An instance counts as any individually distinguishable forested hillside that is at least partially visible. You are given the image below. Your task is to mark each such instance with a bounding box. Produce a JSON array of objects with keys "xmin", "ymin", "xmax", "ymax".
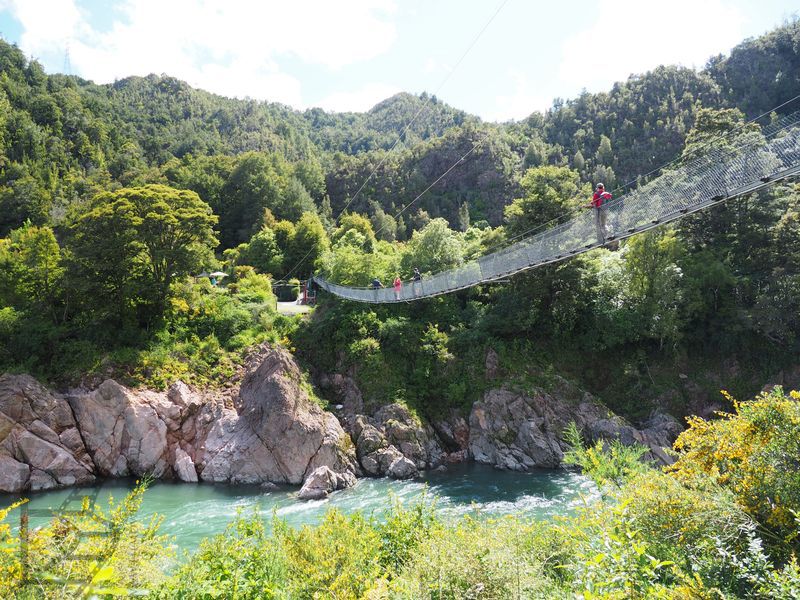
[
  {"xmin": 1, "ymin": 19, "xmax": 799, "ymax": 408},
  {"xmin": 1, "ymin": 19, "xmax": 798, "ymax": 238}
]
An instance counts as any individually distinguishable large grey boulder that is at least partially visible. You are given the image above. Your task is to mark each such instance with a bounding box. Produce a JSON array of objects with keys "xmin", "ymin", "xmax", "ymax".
[
  {"xmin": 173, "ymin": 447, "xmax": 198, "ymax": 483},
  {"xmin": 0, "ymin": 374, "xmax": 95, "ymax": 493},
  {"xmin": 0, "ymin": 454, "xmax": 30, "ymax": 493},
  {"xmin": 469, "ymin": 387, "xmax": 604, "ymax": 470},
  {"xmin": 352, "ymin": 416, "xmax": 389, "ymax": 476},
  {"xmin": 374, "ymin": 403, "xmax": 445, "ymax": 469},
  {"xmin": 349, "ymin": 403, "xmax": 443, "ymax": 478},
  {"xmin": 298, "ymin": 465, "xmax": 356, "ymax": 500},
  {"xmin": 382, "ymin": 448, "xmax": 417, "ymax": 479},
  {"xmin": 195, "ymin": 346, "xmax": 358, "ymax": 487},
  {"xmin": 68, "ymin": 380, "xmax": 170, "ymax": 477}
]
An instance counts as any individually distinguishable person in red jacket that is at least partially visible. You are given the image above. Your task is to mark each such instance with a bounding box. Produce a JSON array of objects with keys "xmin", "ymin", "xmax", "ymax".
[
  {"xmin": 393, "ymin": 276, "xmax": 402, "ymax": 300},
  {"xmin": 587, "ymin": 183, "xmax": 613, "ymax": 244}
]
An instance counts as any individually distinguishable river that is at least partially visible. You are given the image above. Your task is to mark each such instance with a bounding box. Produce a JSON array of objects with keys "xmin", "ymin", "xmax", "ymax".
[{"xmin": 1, "ymin": 464, "xmax": 596, "ymax": 554}]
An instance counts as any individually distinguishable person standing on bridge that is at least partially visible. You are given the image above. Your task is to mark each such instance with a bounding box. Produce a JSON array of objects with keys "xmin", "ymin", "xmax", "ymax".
[
  {"xmin": 372, "ymin": 277, "xmax": 383, "ymax": 301},
  {"xmin": 412, "ymin": 267, "xmax": 421, "ymax": 297},
  {"xmin": 393, "ymin": 276, "xmax": 403, "ymax": 300},
  {"xmin": 587, "ymin": 183, "xmax": 613, "ymax": 245}
]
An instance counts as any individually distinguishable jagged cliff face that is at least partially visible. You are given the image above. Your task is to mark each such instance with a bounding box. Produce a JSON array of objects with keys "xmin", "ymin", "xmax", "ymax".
[
  {"xmin": 0, "ymin": 346, "xmax": 357, "ymax": 494},
  {"xmin": 468, "ymin": 387, "xmax": 683, "ymax": 469},
  {"xmin": 0, "ymin": 347, "xmax": 684, "ymax": 496},
  {"xmin": 0, "ymin": 375, "xmax": 95, "ymax": 492}
]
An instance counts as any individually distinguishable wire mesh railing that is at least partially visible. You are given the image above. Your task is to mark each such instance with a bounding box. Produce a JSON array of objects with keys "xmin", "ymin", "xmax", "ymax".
[{"xmin": 314, "ymin": 112, "xmax": 800, "ymax": 303}]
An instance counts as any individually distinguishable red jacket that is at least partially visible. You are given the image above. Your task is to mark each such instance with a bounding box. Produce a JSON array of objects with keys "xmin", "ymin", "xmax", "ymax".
[{"xmin": 591, "ymin": 190, "xmax": 613, "ymax": 208}]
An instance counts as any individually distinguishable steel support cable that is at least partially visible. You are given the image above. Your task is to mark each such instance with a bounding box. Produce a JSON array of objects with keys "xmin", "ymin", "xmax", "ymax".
[
  {"xmin": 372, "ymin": 132, "xmax": 489, "ymax": 240},
  {"xmin": 607, "ymin": 92, "xmax": 800, "ymax": 196},
  {"xmin": 279, "ymin": 0, "xmax": 509, "ymax": 282},
  {"xmin": 314, "ymin": 110, "xmax": 800, "ymax": 303},
  {"xmin": 477, "ymin": 94, "xmax": 800, "ymax": 261}
]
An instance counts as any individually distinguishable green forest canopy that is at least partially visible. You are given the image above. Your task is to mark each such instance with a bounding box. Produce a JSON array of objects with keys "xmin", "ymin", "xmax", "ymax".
[{"xmin": 1, "ymin": 19, "xmax": 800, "ymax": 393}]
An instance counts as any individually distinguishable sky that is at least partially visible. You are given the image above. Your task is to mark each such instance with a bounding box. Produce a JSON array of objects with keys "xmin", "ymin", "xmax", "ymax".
[{"xmin": 0, "ymin": 0, "xmax": 796, "ymax": 122}]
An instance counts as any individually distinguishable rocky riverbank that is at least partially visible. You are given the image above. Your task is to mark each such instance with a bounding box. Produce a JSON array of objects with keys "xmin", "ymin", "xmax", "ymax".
[
  {"xmin": 323, "ymin": 370, "xmax": 683, "ymax": 479},
  {"xmin": 0, "ymin": 345, "xmax": 683, "ymax": 497},
  {"xmin": 0, "ymin": 347, "xmax": 357, "ymax": 495}
]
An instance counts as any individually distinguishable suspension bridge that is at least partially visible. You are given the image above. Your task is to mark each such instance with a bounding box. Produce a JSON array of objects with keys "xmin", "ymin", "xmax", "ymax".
[{"xmin": 312, "ymin": 110, "xmax": 800, "ymax": 304}]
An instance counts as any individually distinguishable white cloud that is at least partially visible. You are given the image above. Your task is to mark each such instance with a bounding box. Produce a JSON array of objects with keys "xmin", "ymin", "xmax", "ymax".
[
  {"xmin": 488, "ymin": 69, "xmax": 552, "ymax": 122},
  {"xmin": 6, "ymin": 0, "xmax": 83, "ymax": 51},
  {"xmin": 559, "ymin": 0, "xmax": 745, "ymax": 91},
  {"xmin": 315, "ymin": 83, "xmax": 402, "ymax": 113},
  {"xmin": 423, "ymin": 57, "xmax": 451, "ymax": 75},
  {"xmin": 6, "ymin": 0, "xmax": 398, "ymax": 108}
]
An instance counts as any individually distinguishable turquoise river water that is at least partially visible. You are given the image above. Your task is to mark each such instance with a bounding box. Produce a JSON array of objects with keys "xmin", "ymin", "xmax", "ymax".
[{"xmin": 1, "ymin": 464, "xmax": 596, "ymax": 555}]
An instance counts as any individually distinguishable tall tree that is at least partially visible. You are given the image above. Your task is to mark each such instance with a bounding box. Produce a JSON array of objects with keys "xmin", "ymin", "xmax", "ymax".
[
  {"xmin": 504, "ymin": 166, "xmax": 585, "ymax": 238},
  {"xmin": 240, "ymin": 227, "xmax": 283, "ymax": 275},
  {"xmin": 68, "ymin": 184, "xmax": 217, "ymax": 323},
  {"xmin": 0, "ymin": 222, "xmax": 63, "ymax": 321},
  {"xmin": 401, "ymin": 218, "xmax": 464, "ymax": 274},
  {"xmin": 285, "ymin": 212, "xmax": 330, "ymax": 279},
  {"xmin": 217, "ymin": 152, "xmax": 289, "ymax": 247}
]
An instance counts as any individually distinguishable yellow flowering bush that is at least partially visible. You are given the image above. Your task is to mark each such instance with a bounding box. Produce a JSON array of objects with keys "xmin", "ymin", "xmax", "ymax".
[
  {"xmin": 275, "ymin": 510, "xmax": 385, "ymax": 599},
  {"xmin": 0, "ymin": 499, "xmax": 27, "ymax": 595},
  {"xmin": 391, "ymin": 515, "xmax": 569, "ymax": 599},
  {"xmin": 620, "ymin": 471, "xmax": 751, "ymax": 558},
  {"xmin": 0, "ymin": 483, "xmax": 170, "ymax": 599},
  {"xmin": 669, "ymin": 387, "xmax": 800, "ymax": 544}
]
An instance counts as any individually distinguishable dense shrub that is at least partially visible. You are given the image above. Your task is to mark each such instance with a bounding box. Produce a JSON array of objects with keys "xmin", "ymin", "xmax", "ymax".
[
  {"xmin": 670, "ymin": 388, "xmax": 800, "ymax": 553},
  {"xmin": 0, "ymin": 483, "xmax": 170, "ymax": 599},
  {"xmin": 390, "ymin": 516, "xmax": 570, "ymax": 599},
  {"xmin": 154, "ymin": 514, "xmax": 288, "ymax": 599}
]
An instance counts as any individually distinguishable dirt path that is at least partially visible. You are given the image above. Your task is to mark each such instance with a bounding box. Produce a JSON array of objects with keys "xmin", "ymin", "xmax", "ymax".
[{"xmin": 277, "ymin": 300, "xmax": 312, "ymax": 316}]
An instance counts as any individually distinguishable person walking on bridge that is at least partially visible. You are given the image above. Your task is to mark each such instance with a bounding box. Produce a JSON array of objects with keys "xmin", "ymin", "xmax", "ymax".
[
  {"xmin": 393, "ymin": 276, "xmax": 402, "ymax": 300},
  {"xmin": 412, "ymin": 267, "xmax": 421, "ymax": 297},
  {"xmin": 587, "ymin": 183, "xmax": 613, "ymax": 245}
]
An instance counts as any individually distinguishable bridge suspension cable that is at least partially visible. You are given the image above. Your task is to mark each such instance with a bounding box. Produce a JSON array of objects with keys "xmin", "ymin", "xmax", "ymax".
[
  {"xmin": 314, "ymin": 109, "xmax": 800, "ymax": 303},
  {"xmin": 478, "ymin": 92, "xmax": 800, "ymax": 260},
  {"xmin": 280, "ymin": 0, "xmax": 509, "ymax": 282}
]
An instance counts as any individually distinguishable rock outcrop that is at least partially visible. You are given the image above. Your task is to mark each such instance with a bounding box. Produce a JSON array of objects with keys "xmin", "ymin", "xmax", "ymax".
[
  {"xmin": 432, "ymin": 411, "xmax": 471, "ymax": 463},
  {"xmin": 197, "ymin": 348, "xmax": 357, "ymax": 485},
  {"xmin": 469, "ymin": 387, "xmax": 603, "ymax": 470},
  {"xmin": 68, "ymin": 380, "xmax": 173, "ymax": 478},
  {"xmin": 469, "ymin": 381, "xmax": 682, "ymax": 471},
  {"xmin": 1, "ymin": 349, "xmax": 689, "ymax": 494},
  {"xmin": 0, "ymin": 375, "xmax": 95, "ymax": 492},
  {"xmin": 0, "ymin": 346, "xmax": 358, "ymax": 494},
  {"xmin": 298, "ymin": 465, "xmax": 356, "ymax": 500},
  {"xmin": 586, "ymin": 412, "xmax": 683, "ymax": 465},
  {"xmin": 373, "ymin": 404, "xmax": 445, "ymax": 470},
  {"xmin": 349, "ymin": 403, "xmax": 446, "ymax": 479}
]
